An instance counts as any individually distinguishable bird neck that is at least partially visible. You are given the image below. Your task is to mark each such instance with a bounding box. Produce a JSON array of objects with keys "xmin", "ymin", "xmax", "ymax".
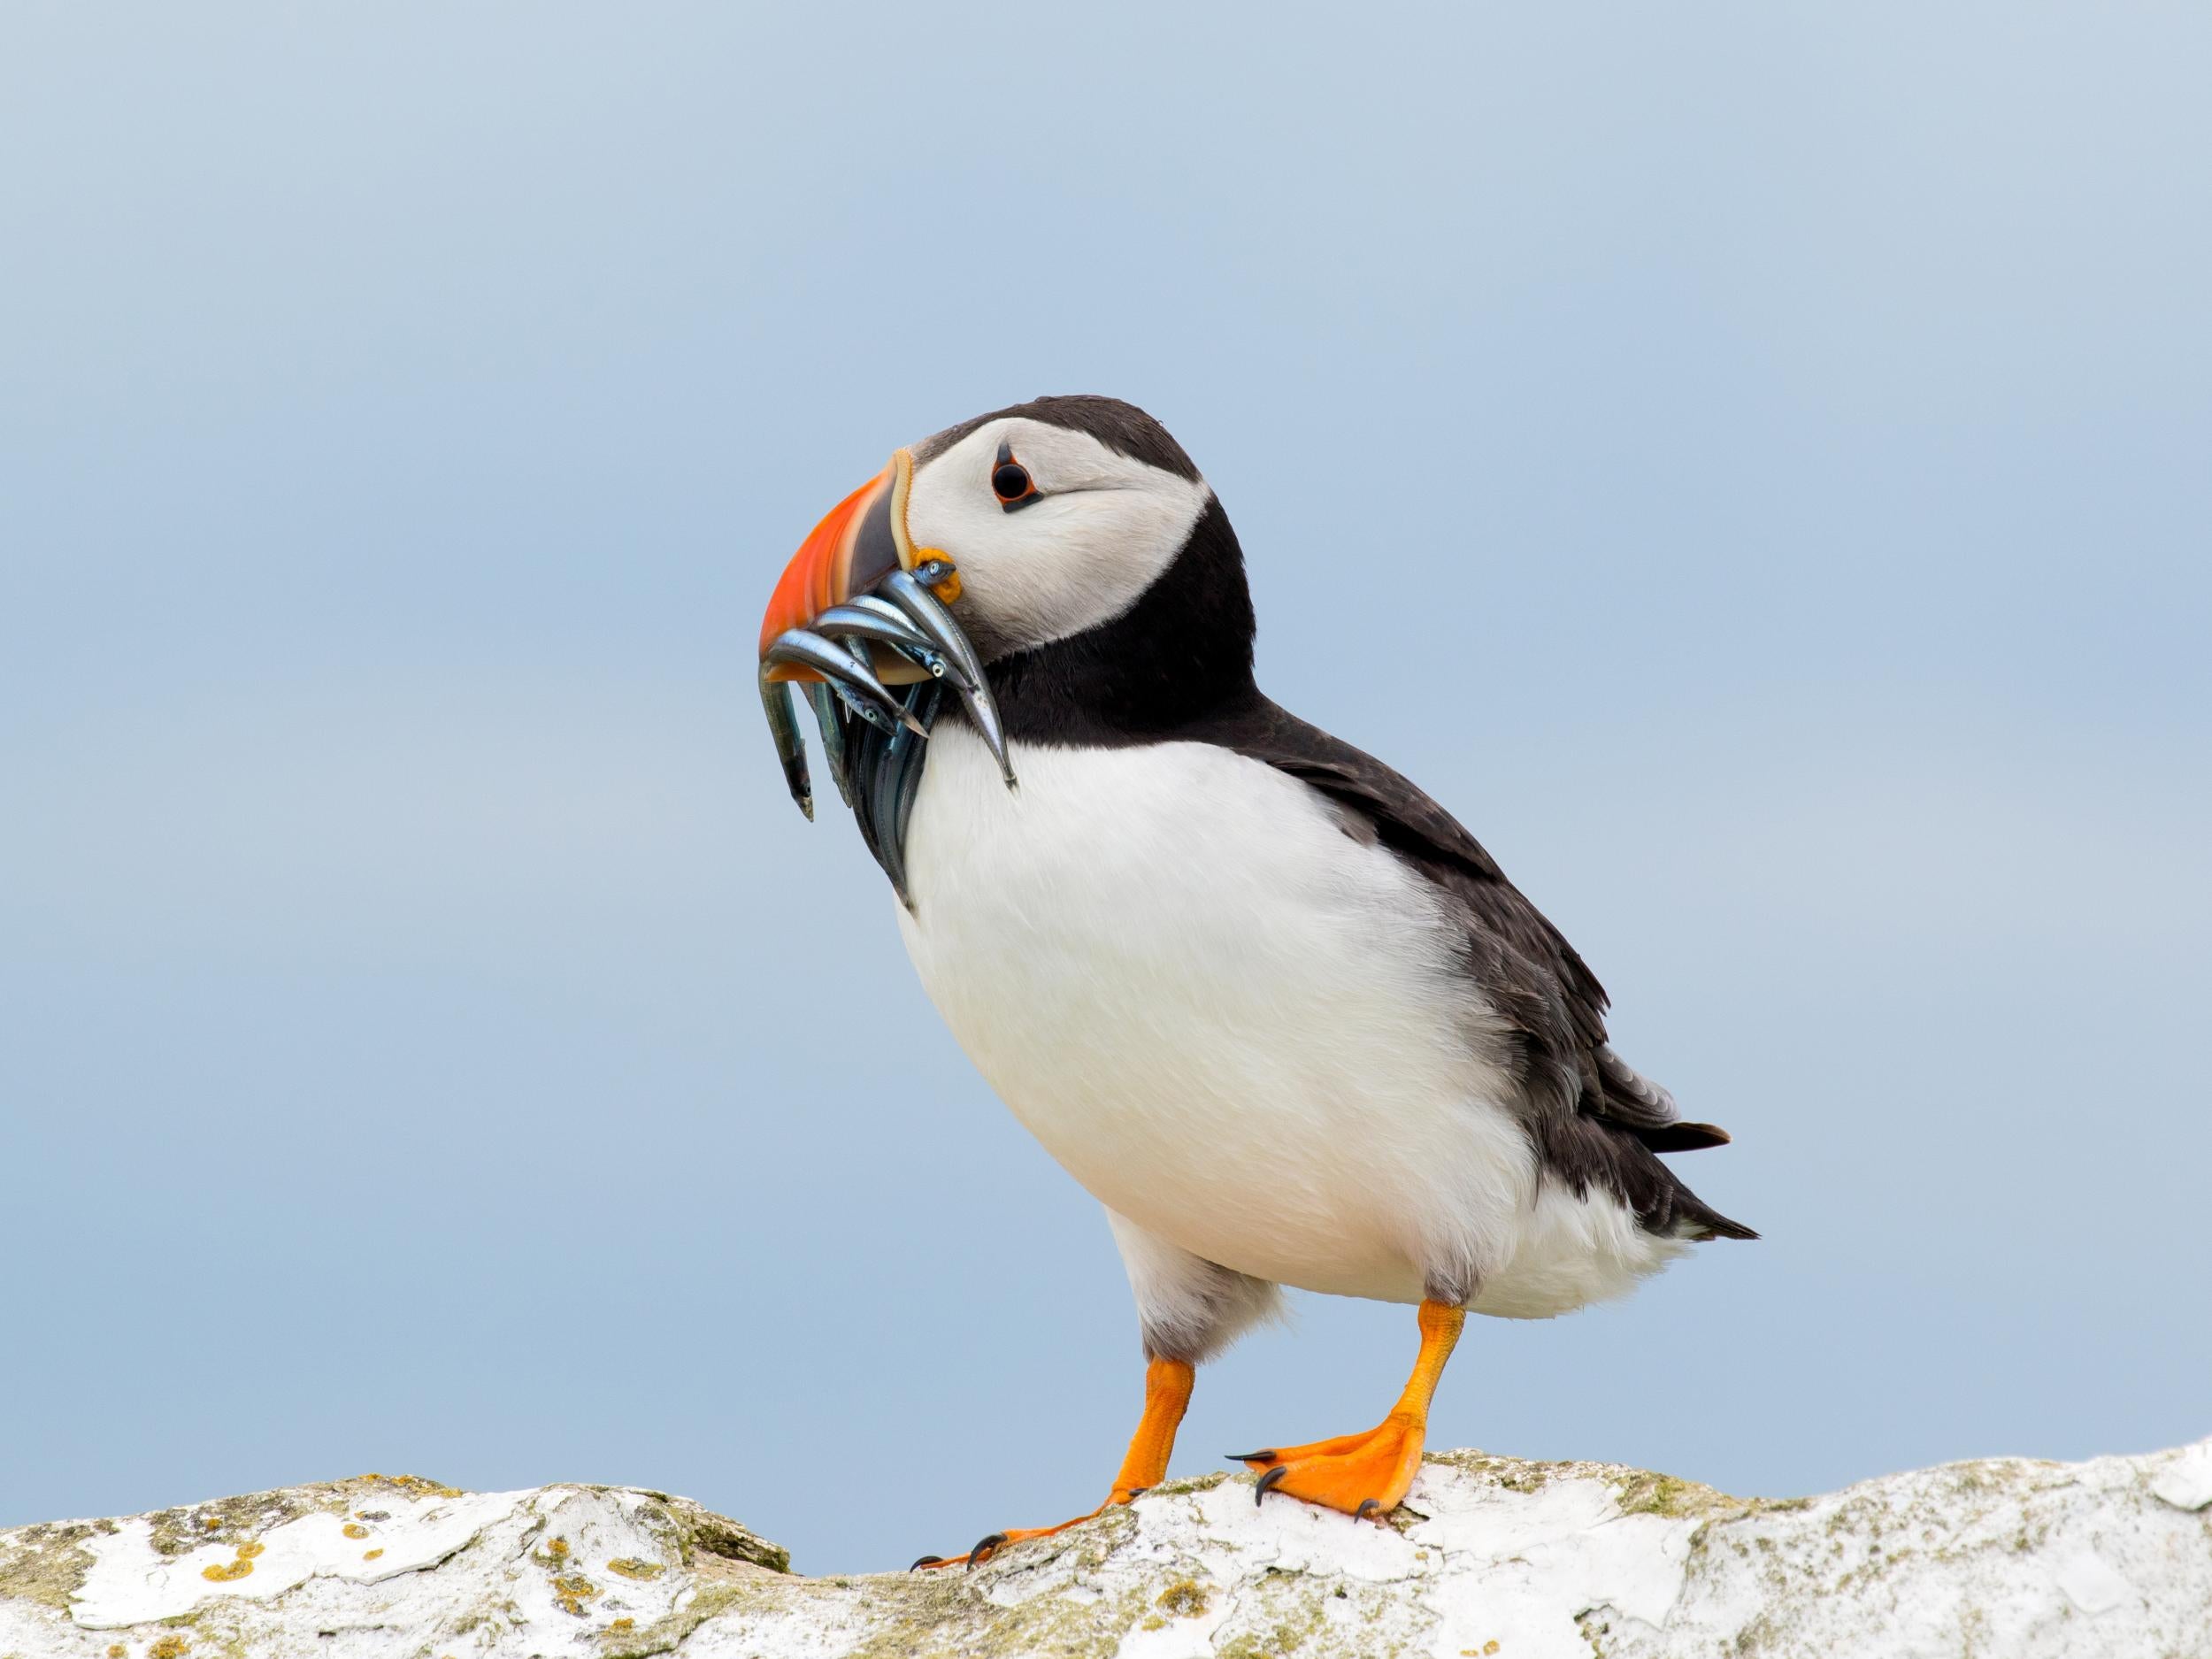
[{"xmin": 976, "ymin": 496, "xmax": 1262, "ymax": 747}]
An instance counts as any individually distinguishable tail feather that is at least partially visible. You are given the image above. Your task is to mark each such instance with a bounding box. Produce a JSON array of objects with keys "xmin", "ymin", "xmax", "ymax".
[
  {"xmin": 1532, "ymin": 1111, "xmax": 1759, "ymax": 1244},
  {"xmin": 1628, "ymin": 1119, "xmax": 1732, "ymax": 1153},
  {"xmin": 1672, "ymin": 1196, "xmax": 1760, "ymax": 1242}
]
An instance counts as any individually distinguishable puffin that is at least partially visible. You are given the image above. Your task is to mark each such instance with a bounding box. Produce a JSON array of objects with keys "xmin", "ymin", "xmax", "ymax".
[{"xmin": 754, "ymin": 395, "xmax": 1754, "ymax": 1568}]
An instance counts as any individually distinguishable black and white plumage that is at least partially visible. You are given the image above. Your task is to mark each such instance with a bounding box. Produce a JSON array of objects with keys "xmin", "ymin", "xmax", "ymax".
[{"xmin": 762, "ymin": 394, "xmax": 1751, "ymax": 1457}]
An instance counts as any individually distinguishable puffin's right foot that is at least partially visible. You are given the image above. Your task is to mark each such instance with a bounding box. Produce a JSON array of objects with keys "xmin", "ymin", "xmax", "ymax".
[
  {"xmin": 908, "ymin": 1356, "xmax": 1194, "ymax": 1571},
  {"xmin": 910, "ymin": 1509, "xmax": 1121, "ymax": 1572}
]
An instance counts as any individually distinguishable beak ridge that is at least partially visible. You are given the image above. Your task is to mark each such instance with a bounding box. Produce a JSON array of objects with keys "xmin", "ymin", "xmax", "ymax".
[
  {"xmin": 757, "ymin": 449, "xmax": 1015, "ymax": 824},
  {"xmin": 759, "ymin": 450, "xmax": 921, "ymax": 665}
]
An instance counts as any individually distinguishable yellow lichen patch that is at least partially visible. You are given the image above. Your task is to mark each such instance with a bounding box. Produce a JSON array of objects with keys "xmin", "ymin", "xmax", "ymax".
[
  {"xmin": 342, "ymin": 1523, "xmax": 370, "ymax": 1540},
  {"xmin": 1156, "ymin": 1578, "xmax": 1210, "ymax": 1618},
  {"xmin": 546, "ymin": 1536, "xmax": 571, "ymax": 1560},
  {"xmin": 609, "ymin": 1617, "xmax": 635, "ymax": 1632},
  {"xmin": 604, "ymin": 1556, "xmax": 665, "ymax": 1581},
  {"xmin": 553, "ymin": 1568, "xmax": 601, "ymax": 1617},
  {"xmin": 200, "ymin": 1558, "xmax": 254, "ymax": 1582},
  {"xmin": 106, "ymin": 1646, "xmax": 126, "ymax": 1658},
  {"xmin": 363, "ymin": 1548, "xmax": 384, "ymax": 1561},
  {"xmin": 200, "ymin": 1516, "xmax": 221, "ymax": 1532},
  {"xmin": 347, "ymin": 1472, "xmax": 465, "ymax": 1502},
  {"xmin": 234, "ymin": 1540, "xmax": 265, "ymax": 1559},
  {"xmin": 150, "ymin": 1639, "xmax": 190, "ymax": 1659}
]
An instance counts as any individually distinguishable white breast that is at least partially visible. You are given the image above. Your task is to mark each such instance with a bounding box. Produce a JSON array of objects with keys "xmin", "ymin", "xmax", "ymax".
[{"xmin": 894, "ymin": 723, "xmax": 1684, "ymax": 1313}]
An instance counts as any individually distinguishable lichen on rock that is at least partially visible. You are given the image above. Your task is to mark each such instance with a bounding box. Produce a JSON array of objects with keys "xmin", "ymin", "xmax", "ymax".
[{"xmin": 2, "ymin": 1439, "xmax": 2207, "ymax": 1656}]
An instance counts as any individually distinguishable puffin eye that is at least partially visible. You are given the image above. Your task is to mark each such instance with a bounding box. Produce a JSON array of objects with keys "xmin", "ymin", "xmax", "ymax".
[{"xmin": 991, "ymin": 442, "xmax": 1039, "ymax": 511}]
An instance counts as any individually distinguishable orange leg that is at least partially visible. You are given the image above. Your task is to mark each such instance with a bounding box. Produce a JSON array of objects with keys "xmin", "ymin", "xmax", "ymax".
[
  {"xmin": 912, "ymin": 1356, "xmax": 1194, "ymax": 1571},
  {"xmin": 1233, "ymin": 1299, "xmax": 1464, "ymax": 1521}
]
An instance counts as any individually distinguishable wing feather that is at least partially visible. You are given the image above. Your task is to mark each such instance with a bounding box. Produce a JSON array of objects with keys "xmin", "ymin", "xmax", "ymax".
[{"xmin": 1186, "ymin": 695, "xmax": 1754, "ymax": 1240}]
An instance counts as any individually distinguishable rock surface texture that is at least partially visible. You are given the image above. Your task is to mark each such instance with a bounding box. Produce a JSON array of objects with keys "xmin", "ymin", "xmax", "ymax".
[{"xmin": 4, "ymin": 1441, "xmax": 2208, "ymax": 1658}]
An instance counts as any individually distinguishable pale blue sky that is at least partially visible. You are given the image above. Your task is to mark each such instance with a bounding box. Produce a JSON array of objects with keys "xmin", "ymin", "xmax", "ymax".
[{"xmin": 3, "ymin": 4, "xmax": 2207, "ymax": 1573}]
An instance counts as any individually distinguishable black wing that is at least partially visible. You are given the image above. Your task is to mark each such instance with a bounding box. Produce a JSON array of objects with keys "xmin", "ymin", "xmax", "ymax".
[{"xmin": 1189, "ymin": 695, "xmax": 1755, "ymax": 1241}]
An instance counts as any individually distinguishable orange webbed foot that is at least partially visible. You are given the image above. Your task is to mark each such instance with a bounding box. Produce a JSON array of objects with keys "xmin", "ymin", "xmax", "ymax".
[
  {"xmin": 1233, "ymin": 1299, "xmax": 1465, "ymax": 1523},
  {"xmin": 909, "ymin": 1488, "xmax": 1149, "ymax": 1571},
  {"xmin": 909, "ymin": 1356, "xmax": 1193, "ymax": 1571},
  {"xmin": 1235, "ymin": 1417, "xmax": 1426, "ymax": 1518}
]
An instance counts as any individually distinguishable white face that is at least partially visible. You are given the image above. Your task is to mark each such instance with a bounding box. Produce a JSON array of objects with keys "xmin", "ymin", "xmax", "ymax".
[{"xmin": 903, "ymin": 417, "xmax": 1214, "ymax": 662}]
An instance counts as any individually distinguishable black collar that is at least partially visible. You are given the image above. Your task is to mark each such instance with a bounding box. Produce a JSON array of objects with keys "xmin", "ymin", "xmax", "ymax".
[{"xmin": 965, "ymin": 495, "xmax": 1260, "ymax": 748}]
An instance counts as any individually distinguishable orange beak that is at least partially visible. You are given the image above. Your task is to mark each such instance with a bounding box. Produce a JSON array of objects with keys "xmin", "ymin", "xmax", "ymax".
[
  {"xmin": 756, "ymin": 444, "xmax": 1008, "ymax": 833},
  {"xmin": 761, "ymin": 448, "xmax": 947, "ymax": 680}
]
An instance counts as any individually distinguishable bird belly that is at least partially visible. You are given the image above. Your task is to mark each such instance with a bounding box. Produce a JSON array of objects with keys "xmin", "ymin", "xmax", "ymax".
[{"xmin": 895, "ymin": 725, "xmax": 1549, "ymax": 1306}]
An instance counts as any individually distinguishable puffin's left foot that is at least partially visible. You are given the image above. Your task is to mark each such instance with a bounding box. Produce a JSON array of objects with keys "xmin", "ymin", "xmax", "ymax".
[
  {"xmin": 1235, "ymin": 1299, "xmax": 1464, "ymax": 1521},
  {"xmin": 910, "ymin": 1356, "xmax": 1192, "ymax": 1571},
  {"xmin": 1237, "ymin": 1415, "xmax": 1428, "ymax": 1517}
]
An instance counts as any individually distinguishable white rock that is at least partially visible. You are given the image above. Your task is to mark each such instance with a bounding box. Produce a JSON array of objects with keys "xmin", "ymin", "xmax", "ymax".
[
  {"xmin": 3, "ymin": 1443, "xmax": 2208, "ymax": 1657},
  {"xmin": 2153, "ymin": 1438, "xmax": 2212, "ymax": 1512}
]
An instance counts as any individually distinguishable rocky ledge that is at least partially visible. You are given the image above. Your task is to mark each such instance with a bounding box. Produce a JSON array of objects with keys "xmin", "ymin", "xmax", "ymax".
[{"xmin": 3, "ymin": 1440, "xmax": 2208, "ymax": 1659}]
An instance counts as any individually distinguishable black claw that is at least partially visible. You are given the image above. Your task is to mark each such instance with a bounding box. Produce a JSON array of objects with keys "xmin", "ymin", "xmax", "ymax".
[
  {"xmin": 964, "ymin": 1532, "xmax": 1009, "ymax": 1570},
  {"xmin": 1356, "ymin": 1498, "xmax": 1386, "ymax": 1523},
  {"xmin": 1125, "ymin": 1486, "xmax": 1148, "ymax": 1501},
  {"xmin": 1226, "ymin": 1449, "xmax": 1278, "ymax": 1463},
  {"xmin": 909, "ymin": 1555, "xmax": 945, "ymax": 1571},
  {"xmin": 1254, "ymin": 1465, "xmax": 1289, "ymax": 1507}
]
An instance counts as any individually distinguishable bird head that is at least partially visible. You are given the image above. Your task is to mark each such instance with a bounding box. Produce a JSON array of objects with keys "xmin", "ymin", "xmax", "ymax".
[
  {"xmin": 756, "ymin": 396, "xmax": 1254, "ymax": 827},
  {"xmin": 759, "ymin": 395, "xmax": 1217, "ymax": 672}
]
